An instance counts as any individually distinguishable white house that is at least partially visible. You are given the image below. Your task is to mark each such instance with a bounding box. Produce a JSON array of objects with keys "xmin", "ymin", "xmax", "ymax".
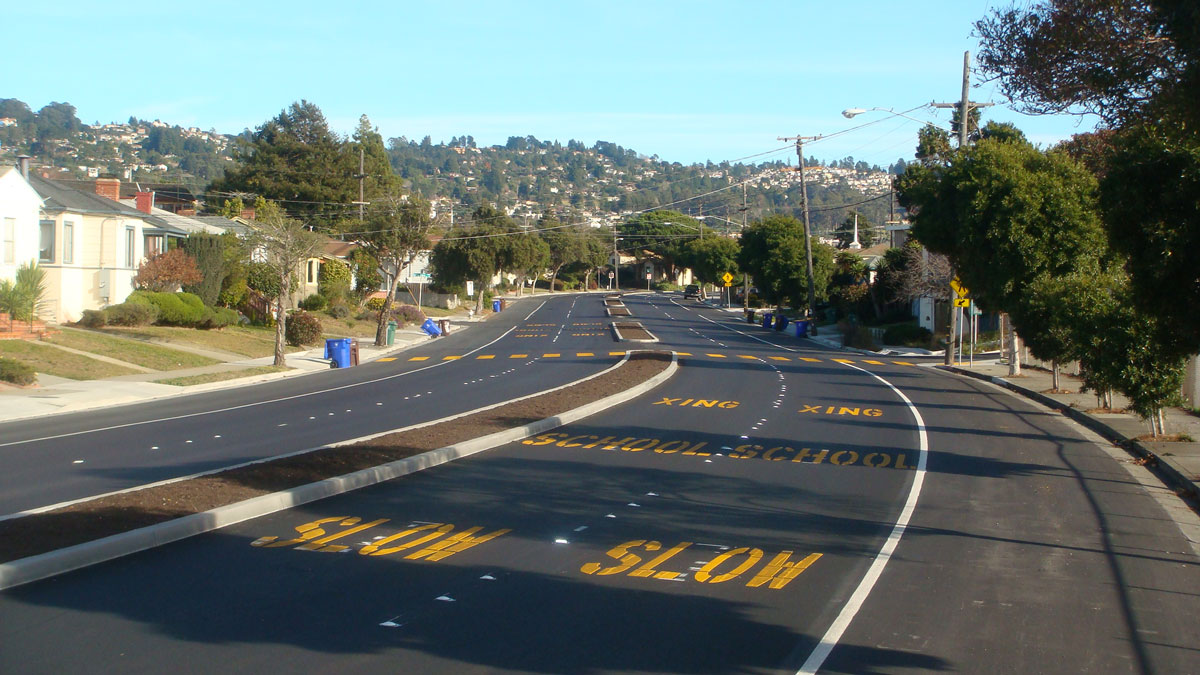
[{"xmin": 0, "ymin": 164, "xmax": 42, "ymax": 284}]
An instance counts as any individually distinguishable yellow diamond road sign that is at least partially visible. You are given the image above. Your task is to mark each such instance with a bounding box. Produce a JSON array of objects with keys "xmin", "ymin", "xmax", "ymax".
[
  {"xmin": 722, "ymin": 272, "xmax": 734, "ymax": 285},
  {"xmin": 950, "ymin": 276, "xmax": 969, "ymax": 297}
]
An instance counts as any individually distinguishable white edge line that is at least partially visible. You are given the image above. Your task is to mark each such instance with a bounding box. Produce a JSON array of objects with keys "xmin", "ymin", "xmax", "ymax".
[
  {"xmin": 0, "ymin": 352, "xmax": 678, "ymax": 591},
  {"xmin": 524, "ymin": 300, "xmax": 546, "ymax": 321},
  {"xmin": 796, "ymin": 361, "xmax": 929, "ymax": 675},
  {"xmin": 0, "ymin": 326, "xmax": 519, "ymax": 449}
]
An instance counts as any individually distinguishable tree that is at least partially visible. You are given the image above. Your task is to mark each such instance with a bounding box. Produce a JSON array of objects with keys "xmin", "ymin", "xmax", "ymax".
[
  {"xmin": 681, "ymin": 236, "xmax": 739, "ymax": 286},
  {"xmin": 179, "ymin": 234, "xmax": 228, "ymax": 305},
  {"xmin": 430, "ymin": 206, "xmax": 514, "ymax": 313},
  {"xmin": 246, "ymin": 198, "xmax": 325, "ymax": 366},
  {"xmin": 737, "ymin": 214, "xmax": 834, "ymax": 311},
  {"xmin": 358, "ymin": 192, "xmax": 434, "ymax": 346},
  {"xmin": 540, "ymin": 217, "xmax": 590, "ymax": 292},
  {"xmin": 347, "ymin": 114, "xmax": 402, "ymax": 210},
  {"xmin": 619, "ymin": 211, "xmax": 703, "ymax": 277},
  {"xmin": 134, "ymin": 249, "xmax": 204, "ymax": 293},
  {"xmin": 506, "ymin": 231, "xmax": 550, "ymax": 294},
  {"xmin": 208, "ymin": 101, "xmax": 356, "ymax": 231}
]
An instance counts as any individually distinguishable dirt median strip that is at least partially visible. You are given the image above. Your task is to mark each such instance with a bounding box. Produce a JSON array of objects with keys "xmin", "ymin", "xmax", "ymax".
[{"xmin": 0, "ymin": 351, "xmax": 672, "ymax": 565}]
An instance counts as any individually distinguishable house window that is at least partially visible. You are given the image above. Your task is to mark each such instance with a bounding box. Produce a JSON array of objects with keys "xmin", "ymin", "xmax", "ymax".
[
  {"xmin": 145, "ymin": 234, "xmax": 165, "ymax": 258},
  {"xmin": 3, "ymin": 218, "xmax": 13, "ymax": 264},
  {"xmin": 63, "ymin": 222, "xmax": 74, "ymax": 264},
  {"xmin": 307, "ymin": 260, "xmax": 317, "ymax": 284},
  {"xmin": 125, "ymin": 226, "xmax": 135, "ymax": 268},
  {"xmin": 39, "ymin": 220, "xmax": 55, "ymax": 263}
]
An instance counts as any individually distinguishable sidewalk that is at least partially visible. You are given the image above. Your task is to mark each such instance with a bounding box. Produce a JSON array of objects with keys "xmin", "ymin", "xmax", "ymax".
[
  {"xmin": 944, "ymin": 361, "xmax": 1200, "ymax": 503},
  {"xmin": 0, "ymin": 322, "xmax": 464, "ymax": 424}
]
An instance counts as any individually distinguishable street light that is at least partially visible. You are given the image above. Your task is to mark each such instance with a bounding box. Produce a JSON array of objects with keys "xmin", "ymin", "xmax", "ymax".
[{"xmin": 841, "ymin": 106, "xmax": 939, "ymax": 127}]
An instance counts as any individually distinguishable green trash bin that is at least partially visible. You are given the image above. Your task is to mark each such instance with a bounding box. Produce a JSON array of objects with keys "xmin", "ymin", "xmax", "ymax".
[{"xmin": 386, "ymin": 320, "xmax": 397, "ymax": 346}]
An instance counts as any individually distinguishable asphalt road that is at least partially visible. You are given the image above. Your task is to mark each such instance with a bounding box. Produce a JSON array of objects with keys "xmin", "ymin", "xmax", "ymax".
[{"xmin": 2, "ymin": 292, "xmax": 1199, "ymax": 673}]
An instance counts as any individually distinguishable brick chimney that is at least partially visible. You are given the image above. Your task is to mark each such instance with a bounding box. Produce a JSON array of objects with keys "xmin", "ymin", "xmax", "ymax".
[
  {"xmin": 135, "ymin": 191, "xmax": 155, "ymax": 214},
  {"xmin": 95, "ymin": 178, "xmax": 121, "ymax": 201}
]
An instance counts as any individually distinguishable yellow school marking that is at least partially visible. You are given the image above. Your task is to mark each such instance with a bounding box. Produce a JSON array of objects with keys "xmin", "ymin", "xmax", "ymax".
[
  {"xmin": 543, "ymin": 353, "xmax": 561, "ymax": 358},
  {"xmin": 891, "ymin": 360, "xmax": 915, "ymax": 366},
  {"xmin": 377, "ymin": 357, "xmax": 397, "ymax": 362},
  {"xmin": 510, "ymin": 353, "xmax": 529, "ymax": 359},
  {"xmin": 799, "ymin": 357, "xmax": 821, "ymax": 362},
  {"xmin": 832, "ymin": 358, "xmax": 855, "ymax": 364},
  {"xmin": 863, "ymin": 360, "xmax": 885, "ymax": 365},
  {"xmin": 706, "ymin": 353, "xmax": 727, "ymax": 358},
  {"xmin": 476, "ymin": 354, "xmax": 495, "ymax": 360},
  {"xmin": 737, "ymin": 355, "xmax": 760, "ymax": 360},
  {"xmin": 768, "ymin": 356, "xmax": 790, "ymax": 361},
  {"xmin": 577, "ymin": 352, "xmax": 595, "ymax": 357},
  {"xmin": 408, "ymin": 356, "xmax": 430, "ymax": 361},
  {"xmin": 443, "ymin": 355, "xmax": 462, "ymax": 360}
]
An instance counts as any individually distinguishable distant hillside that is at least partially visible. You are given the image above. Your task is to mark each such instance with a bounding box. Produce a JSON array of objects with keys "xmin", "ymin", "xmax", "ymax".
[{"xmin": 0, "ymin": 98, "xmax": 905, "ymax": 235}]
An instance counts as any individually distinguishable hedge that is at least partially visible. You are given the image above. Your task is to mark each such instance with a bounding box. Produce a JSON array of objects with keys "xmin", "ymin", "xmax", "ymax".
[{"xmin": 0, "ymin": 357, "xmax": 36, "ymax": 386}]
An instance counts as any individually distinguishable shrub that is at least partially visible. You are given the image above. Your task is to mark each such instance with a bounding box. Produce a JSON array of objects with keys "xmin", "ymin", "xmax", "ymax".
[
  {"xmin": 364, "ymin": 297, "xmax": 387, "ymax": 313},
  {"xmin": 0, "ymin": 357, "xmax": 36, "ymax": 386},
  {"xmin": 840, "ymin": 323, "xmax": 879, "ymax": 350},
  {"xmin": 134, "ymin": 249, "xmax": 204, "ymax": 292},
  {"xmin": 318, "ymin": 259, "xmax": 352, "ymax": 300},
  {"xmin": 78, "ymin": 309, "xmax": 108, "ymax": 328},
  {"xmin": 245, "ymin": 261, "xmax": 281, "ymax": 299},
  {"xmin": 299, "ymin": 293, "xmax": 328, "ymax": 311},
  {"xmin": 219, "ymin": 277, "xmax": 249, "ymax": 308},
  {"xmin": 285, "ymin": 310, "xmax": 324, "ymax": 346},
  {"xmin": 105, "ymin": 301, "xmax": 159, "ymax": 327},
  {"xmin": 327, "ymin": 304, "xmax": 350, "ymax": 319},
  {"xmin": 198, "ymin": 306, "xmax": 239, "ymax": 329},
  {"xmin": 128, "ymin": 290, "xmax": 205, "ymax": 326},
  {"xmin": 882, "ymin": 322, "xmax": 932, "ymax": 347},
  {"xmin": 394, "ymin": 304, "xmax": 425, "ymax": 325}
]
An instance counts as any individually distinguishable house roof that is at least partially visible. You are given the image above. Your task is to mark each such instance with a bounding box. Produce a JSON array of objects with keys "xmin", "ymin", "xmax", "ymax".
[
  {"xmin": 118, "ymin": 182, "xmax": 199, "ymax": 204},
  {"xmin": 30, "ymin": 175, "xmax": 152, "ymax": 220},
  {"xmin": 323, "ymin": 240, "xmax": 358, "ymax": 258},
  {"xmin": 118, "ymin": 200, "xmax": 226, "ymax": 235},
  {"xmin": 193, "ymin": 215, "xmax": 251, "ymax": 235}
]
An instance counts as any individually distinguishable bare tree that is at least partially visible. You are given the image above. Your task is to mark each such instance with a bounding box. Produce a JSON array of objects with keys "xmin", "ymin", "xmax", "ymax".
[
  {"xmin": 247, "ymin": 198, "xmax": 324, "ymax": 366},
  {"xmin": 358, "ymin": 192, "xmax": 434, "ymax": 346}
]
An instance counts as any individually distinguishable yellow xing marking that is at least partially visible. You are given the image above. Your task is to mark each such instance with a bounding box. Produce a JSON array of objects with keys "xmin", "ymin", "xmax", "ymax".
[
  {"xmin": 798, "ymin": 404, "xmax": 883, "ymax": 417},
  {"xmin": 654, "ymin": 397, "xmax": 739, "ymax": 409},
  {"xmin": 581, "ymin": 539, "xmax": 821, "ymax": 590}
]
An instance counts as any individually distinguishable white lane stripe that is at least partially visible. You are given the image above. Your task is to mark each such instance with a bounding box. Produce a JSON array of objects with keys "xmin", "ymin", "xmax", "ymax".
[
  {"xmin": 0, "ymin": 327, "xmax": 518, "ymax": 448},
  {"xmin": 524, "ymin": 301, "xmax": 547, "ymax": 321},
  {"xmin": 795, "ymin": 361, "xmax": 929, "ymax": 674}
]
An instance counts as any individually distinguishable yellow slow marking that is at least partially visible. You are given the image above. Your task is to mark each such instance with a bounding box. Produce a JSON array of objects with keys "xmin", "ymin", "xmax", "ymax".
[
  {"xmin": 799, "ymin": 357, "xmax": 821, "ymax": 362},
  {"xmin": 832, "ymin": 359, "xmax": 855, "ymax": 364},
  {"xmin": 543, "ymin": 353, "xmax": 561, "ymax": 358},
  {"xmin": 891, "ymin": 360, "xmax": 915, "ymax": 366},
  {"xmin": 476, "ymin": 354, "xmax": 495, "ymax": 360},
  {"xmin": 863, "ymin": 360, "xmax": 885, "ymax": 365},
  {"xmin": 706, "ymin": 353, "xmax": 727, "ymax": 358},
  {"xmin": 576, "ymin": 352, "xmax": 595, "ymax": 357},
  {"xmin": 510, "ymin": 354, "xmax": 529, "ymax": 359},
  {"xmin": 443, "ymin": 355, "xmax": 462, "ymax": 361},
  {"xmin": 768, "ymin": 356, "xmax": 790, "ymax": 361},
  {"xmin": 408, "ymin": 356, "xmax": 430, "ymax": 361},
  {"xmin": 377, "ymin": 357, "xmax": 397, "ymax": 362}
]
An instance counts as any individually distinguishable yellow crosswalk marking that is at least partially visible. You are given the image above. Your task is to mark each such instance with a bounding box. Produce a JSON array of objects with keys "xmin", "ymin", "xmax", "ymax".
[
  {"xmin": 768, "ymin": 356, "xmax": 790, "ymax": 361},
  {"xmin": 576, "ymin": 352, "xmax": 594, "ymax": 357},
  {"xmin": 706, "ymin": 353, "xmax": 727, "ymax": 358},
  {"xmin": 510, "ymin": 354, "xmax": 528, "ymax": 358},
  {"xmin": 377, "ymin": 357, "xmax": 397, "ymax": 362},
  {"xmin": 891, "ymin": 360, "xmax": 915, "ymax": 366},
  {"xmin": 476, "ymin": 354, "xmax": 495, "ymax": 359},
  {"xmin": 443, "ymin": 355, "xmax": 462, "ymax": 360},
  {"xmin": 409, "ymin": 356, "xmax": 430, "ymax": 361},
  {"xmin": 863, "ymin": 360, "xmax": 885, "ymax": 365}
]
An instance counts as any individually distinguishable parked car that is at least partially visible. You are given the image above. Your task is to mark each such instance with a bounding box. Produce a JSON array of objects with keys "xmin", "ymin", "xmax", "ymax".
[{"xmin": 684, "ymin": 284, "xmax": 701, "ymax": 299}]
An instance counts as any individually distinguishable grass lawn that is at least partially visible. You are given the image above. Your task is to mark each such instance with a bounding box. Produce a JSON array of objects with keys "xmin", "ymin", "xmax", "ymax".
[
  {"xmin": 97, "ymin": 325, "xmax": 302, "ymax": 358},
  {"xmin": 153, "ymin": 365, "xmax": 291, "ymax": 387},
  {"xmin": 0, "ymin": 340, "xmax": 140, "ymax": 380},
  {"xmin": 45, "ymin": 328, "xmax": 220, "ymax": 371}
]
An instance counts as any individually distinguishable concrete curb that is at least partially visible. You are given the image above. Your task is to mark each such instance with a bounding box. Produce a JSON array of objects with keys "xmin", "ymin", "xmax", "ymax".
[
  {"xmin": 941, "ymin": 365, "xmax": 1198, "ymax": 501},
  {"xmin": 0, "ymin": 351, "xmax": 678, "ymax": 591}
]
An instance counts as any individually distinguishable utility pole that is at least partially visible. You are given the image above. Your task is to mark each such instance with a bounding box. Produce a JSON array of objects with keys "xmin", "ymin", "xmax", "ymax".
[
  {"xmin": 741, "ymin": 182, "xmax": 749, "ymax": 310},
  {"xmin": 777, "ymin": 134, "xmax": 822, "ymax": 335},
  {"xmin": 353, "ymin": 147, "xmax": 369, "ymax": 231},
  {"xmin": 612, "ymin": 224, "xmax": 620, "ymax": 292},
  {"xmin": 931, "ymin": 50, "xmax": 992, "ymax": 366}
]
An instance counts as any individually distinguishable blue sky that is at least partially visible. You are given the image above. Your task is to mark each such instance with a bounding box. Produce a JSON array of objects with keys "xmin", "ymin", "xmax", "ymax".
[{"xmin": 7, "ymin": 1, "xmax": 1098, "ymax": 168}]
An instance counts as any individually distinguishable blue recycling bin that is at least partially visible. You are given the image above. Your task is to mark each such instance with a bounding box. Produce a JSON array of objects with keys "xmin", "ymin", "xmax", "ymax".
[
  {"xmin": 324, "ymin": 338, "xmax": 352, "ymax": 368},
  {"xmin": 761, "ymin": 312, "xmax": 773, "ymax": 329},
  {"xmin": 794, "ymin": 320, "xmax": 809, "ymax": 337},
  {"xmin": 774, "ymin": 314, "xmax": 788, "ymax": 331},
  {"xmin": 420, "ymin": 317, "xmax": 441, "ymax": 337},
  {"xmin": 492, "ymin": 299, "xmax": 502, "ymax": 312}
]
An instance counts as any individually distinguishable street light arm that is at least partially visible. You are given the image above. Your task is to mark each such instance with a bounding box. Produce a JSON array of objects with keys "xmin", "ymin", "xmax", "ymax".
[{"xmin": 841, "ymin": 106, "xmax": 940, "ymax": 127}]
